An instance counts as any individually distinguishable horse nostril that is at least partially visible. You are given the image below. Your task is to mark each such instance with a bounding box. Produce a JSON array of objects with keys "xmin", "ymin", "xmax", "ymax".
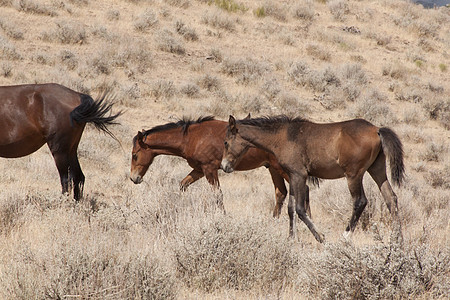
[{"xmin": 130, "ymin": 175, "xmax": 142, "ymax": 184}]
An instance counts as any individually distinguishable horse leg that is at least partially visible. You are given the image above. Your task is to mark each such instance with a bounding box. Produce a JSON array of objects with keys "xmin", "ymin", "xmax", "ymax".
[
  {"xmin": 345, "ymin": 175, "xmax": 367, "ymax": 233},
  {"xmin": 69, "ymin": 153, "xmax": 85, "ymax": 201},
  {"xmin": 180, "ymin": 169, "xmax": 204, "ymax": 191},
  {"xmin": 292, "ymin": 175, "xmax": 324, "ymax": 243},
  {"xmin": 51, "ymin": 151, "xmax": 71, "ymax": 197},
  {"xmin": 305, "ymin": 185, "xmax": 311, "ymax": 219},
  {"xmin": 268, "ymin": 167, "xmax": 287, "ymax": 218},
  {"xmin": 202, "ymin": 166, "xmax": 224, "ymax": 212},
  {"xmin": 368, "ymin": 153, "xmax": 402, "ymax": 240}
]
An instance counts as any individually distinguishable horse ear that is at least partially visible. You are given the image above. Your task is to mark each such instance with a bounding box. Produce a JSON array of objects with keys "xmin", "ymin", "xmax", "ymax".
[
  {"xmin": 245, "ymin": 113, "xmax": 251, "ymax": 119},
  {"xmin": 229, "ymin": 115, "xmax": 238, "ymax": 134},
  {"xmin": 137, "ymin": 131, "xmax": 148, "ymax": 144},
  {"xmin": 137, "ymin": 131, "xmax": 143, "ymax": 140}
]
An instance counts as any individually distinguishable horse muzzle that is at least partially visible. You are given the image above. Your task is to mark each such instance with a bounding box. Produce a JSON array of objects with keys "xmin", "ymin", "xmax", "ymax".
[
  {"xmin": 130, "ymin": 173, "xmax": 143, "ymax": 184},
  {"xmin": 221, "ymin": 159, "xmax": 234, "ymax": 173}
]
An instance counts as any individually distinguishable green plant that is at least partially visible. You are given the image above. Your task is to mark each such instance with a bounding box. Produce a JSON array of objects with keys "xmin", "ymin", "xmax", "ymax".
[
  {"xmin": 254, "ymin": 6, "xmax": 266, "ymax": 18},
  {"xmin": 211, "ymin": 0, "xmax": 247, "ymax": 13}
]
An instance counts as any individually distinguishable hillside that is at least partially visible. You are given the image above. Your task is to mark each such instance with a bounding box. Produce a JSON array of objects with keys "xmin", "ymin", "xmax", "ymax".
[{"xmin": 0, "ymin": 0, "xmax": 449, "ymax": 299}]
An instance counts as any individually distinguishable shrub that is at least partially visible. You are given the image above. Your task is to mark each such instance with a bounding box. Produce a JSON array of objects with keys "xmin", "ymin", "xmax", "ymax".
[
  {"xmin": 298, "ymin": 241, "xmax": 449, "ymax": 299},
  {"xmin": 254, "ymin": 1, "xmax": 287, "ymax": 21},
  {"xmin": 202, "ymin": 11, "xmax": 235, "ymax": 31},
  {"xmin": 212, "ymin": 0, "xmax": 247, "ymax": 13},
  {"xmin": 328, "ymin": 0, "xmax": 349, "ymax": 21},
  {"xmin": 175, "ymin": 20, "xmax": 198, "ymax": 41},
  {"xmin": 293, "ymin": 1, "xmax": 315, "ymax": 21},
  {"xmin": 1, "ymin": 61, "xmax": 12, "ymax": 77},
  {"xmin": 106, "ymin": 9, "xmax": 120, "ymax": 21},
  {"xmin": 12, "ymin": 0, "xmax": 56, "ymax": 16},
  {"xmin": 306, "ymin": 43, "xmax": 331, "ymax": 61},
  {"xmin": 208, "ymin": 48, "xmax": 223, "ymax": 62},
  {"xmin": 173, "ymin": 215, "xmax": 297, "ymax": 292},
  {"xmin": 180, "ymin": 82, "xmax": 200, "ymax": 97},
  {"xmin": 59, "ymin": 50, "xmax": 78, "ymax": 70},
  {"xmin": 348, "ymin": 90, "xmax": 395, "ymax": 126},
  {"xmin": 197, "ymin": 74, "xmax": 221, "ymax": 91},
  {"xmin": 41, "ymin": 21, "xmax": 87, "ymax": 44},
  {"xmin": 0, "ymin": 204, "xmax": 177, "ymax": 299},
  {"xmin": 221, "ymin": 57, "xmax": 269, "ymax": 84},
  {"xmin": 423, "ymin": 97, "xmax": 450, "ymax": 129},
  {"xmin": 156, "ymin": 30, "xmax": 185, "ymax": 54},
  {"xmin": 382, "ymin": 63, "xmax": 410, "ymax": 80},
  {"xmin": 0, "ymin": 19, "xmax": 24, "ymax": 40},
  {"xmin": 425, "ymin": 169, "xmax": 449, "ymax": 189},
  {"xmin": 0, "ymin": 35, "xmax": 21, "ymax": 59},
  {"xmin": 133, "ymin": 9, "xmax": 158, "ymax": 32},
  {"xmin": 420, "ymin": 142, "xmax": 447, "ymax": 162},
  {"xmin": 151, "ymin": 80, "xmax": 177, "ymax": 100}
]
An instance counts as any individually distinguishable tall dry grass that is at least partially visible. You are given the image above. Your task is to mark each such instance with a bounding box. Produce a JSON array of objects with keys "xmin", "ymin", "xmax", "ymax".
[{"xmin": 0, "ymin": 0, "xmax": 449, "ymax": 298}]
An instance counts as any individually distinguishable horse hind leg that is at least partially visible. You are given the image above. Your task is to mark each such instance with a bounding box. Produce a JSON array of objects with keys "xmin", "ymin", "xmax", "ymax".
[
  {"xmin": 69, "ymin": 154, "xmax": 85, "ymax": 201},
  {"xmin": 51, "ymin": 151, "xmax": 71, "ymax": 197},
  {"xmin": 368, "ymin": 153, "xmax": 402, "ymax": 242},
  {"xmin": 345, "ymin": 175, "xmax": 368, "ymax": 233}
]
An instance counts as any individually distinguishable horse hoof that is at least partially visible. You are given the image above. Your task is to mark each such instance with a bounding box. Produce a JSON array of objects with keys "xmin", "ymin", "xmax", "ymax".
[{"xmin": 342, "ymin": 231, "xmax": 352, "ymax": 240}]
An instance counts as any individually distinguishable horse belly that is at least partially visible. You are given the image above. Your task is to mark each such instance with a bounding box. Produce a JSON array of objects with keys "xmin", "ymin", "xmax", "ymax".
[
  {"xmin": 0, "ymin": 135, "xmax": 46, "ymax": 158},
  {"xmin": 308, "ymin": 159, "xmax": 345, "ymax": 179}
]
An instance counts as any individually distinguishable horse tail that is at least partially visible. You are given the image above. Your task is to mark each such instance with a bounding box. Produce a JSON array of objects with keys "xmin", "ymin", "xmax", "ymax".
[
  {"xmin": 70, "ymin": 90, "xmax": 122, "ymax": 141},
  {"xmin": 378, "ymin": 127, "xmax": 405, "ymax": 186}
]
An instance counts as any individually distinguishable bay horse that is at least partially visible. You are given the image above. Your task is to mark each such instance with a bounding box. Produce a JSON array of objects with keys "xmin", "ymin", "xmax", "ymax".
[
  {"xmin": 130, "ymin": 116, "xmax": 316, "ymax": 217},
  {"xmin": 0, "ymin": 83, "xmax": 121, "ymax": 201},
  {"xmin": 221, "ymin": 115, "xmax": 405, "ymax": 243}
]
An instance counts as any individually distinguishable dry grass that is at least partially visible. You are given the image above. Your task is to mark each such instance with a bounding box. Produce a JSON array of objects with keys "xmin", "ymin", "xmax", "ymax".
[{"xmin": 1, "ymin": 0, "xmax": 449, "ymax": 299}]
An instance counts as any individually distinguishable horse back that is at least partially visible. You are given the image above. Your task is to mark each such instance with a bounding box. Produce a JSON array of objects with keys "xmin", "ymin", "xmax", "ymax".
[
  {"xmin": 286, "ymin": 119, "xmax": 381, "ymax": 179},
  {"xmin": 184, "ymin": 119, "xmax": 275, "ymax": 171}
]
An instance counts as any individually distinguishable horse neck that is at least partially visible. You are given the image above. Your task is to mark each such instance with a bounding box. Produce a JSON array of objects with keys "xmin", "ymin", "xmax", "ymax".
[
  {"xmin": 144, "ymin": 129, "xmax": 186, "ymax": 157},
  {"xmin": 240, "ymin": 125, "xmax": 281, "ymax": 154}
]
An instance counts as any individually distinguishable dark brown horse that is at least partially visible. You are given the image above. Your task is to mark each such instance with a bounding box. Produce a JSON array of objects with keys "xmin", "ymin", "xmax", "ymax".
[
  {"xmin": 0, "ymin": 83, "xmax": 121, "ymax": 200},
  {"xmin": 130, "ymin": 116, "xmax": 314, "ymax": 217},
  {"xmin": 221, "ymin": 115, "xmax": 405, "ymax": 243}
]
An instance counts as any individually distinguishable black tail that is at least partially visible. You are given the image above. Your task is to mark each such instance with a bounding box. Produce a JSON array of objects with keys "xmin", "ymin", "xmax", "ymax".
[
  {"xmin": 70, "ymin": 90, "xmax": 122, "ymax": 140},
  {"xmin": 378, "ymin": 127, "xmax": 405, "ymax": 186}
]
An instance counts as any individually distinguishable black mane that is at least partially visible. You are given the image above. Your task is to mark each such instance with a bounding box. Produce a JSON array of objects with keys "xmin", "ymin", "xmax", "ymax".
[
  {"xmin": 237, "ymin": 115, "xmax": 308, "ymax": 131},
  {"xmin": 143, "ymin": 116, "xmax": 215, "ymax": 136}
]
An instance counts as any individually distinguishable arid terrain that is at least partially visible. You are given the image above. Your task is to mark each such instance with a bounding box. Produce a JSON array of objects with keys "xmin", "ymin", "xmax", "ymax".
[{"xmin": 0, "ymin": 0, "xmax": 449, "ymax": 299}]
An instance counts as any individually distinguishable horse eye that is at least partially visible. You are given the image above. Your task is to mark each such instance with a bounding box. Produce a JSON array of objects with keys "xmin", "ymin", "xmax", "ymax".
[
  {"xmin": 132, "ymin": 153, "xmax": 138, "ymax": 160},
  {"xmin": 224, "ymin": 141, "xmax": 228, "ymax": 148}
]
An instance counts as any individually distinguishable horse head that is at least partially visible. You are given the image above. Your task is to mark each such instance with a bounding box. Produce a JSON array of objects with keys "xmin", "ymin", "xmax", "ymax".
[
  {"xmin": 221, "ymin": 115, "xmax": 252, "ymax": 173},
  {"xmin": 130, "ymin": 131, "xmax": 155, "ymax": 184}
]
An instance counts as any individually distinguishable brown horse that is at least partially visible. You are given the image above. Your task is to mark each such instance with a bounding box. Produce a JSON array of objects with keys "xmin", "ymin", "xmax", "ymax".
[
  {"xmin": 130, "ymin": 116, "xmax": 315, "ymax": 217},
  {"xmin": 221, "ymin": 115, "xmax": 405, "ymax": 243},
  {"xmin": 0, "ymin": 83, "xmax": 121, "ymax": 200}
]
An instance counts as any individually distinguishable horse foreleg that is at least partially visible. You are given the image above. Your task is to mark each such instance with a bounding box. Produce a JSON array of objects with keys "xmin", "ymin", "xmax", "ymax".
[
  {"xmin": 292, "ymin": 175, "xmax": 324, "ymax": 243},
  {"xmin": 287, "ymin": 188, "xmax": 296, "ymax": 238},
  {"xmin": 268, "ymin": 167, "xmax": 287, "ymax": 218},
  {"xmin": 203, "ymin": 166, "xmax": 225, "ymax": 212},
  {"xmin": 180, "ymin": 169, "xmax": 204, "ymax": 191},
  {"xmin": 305, "ymin": 185, "xmax": 311, "ymax": 219}
]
